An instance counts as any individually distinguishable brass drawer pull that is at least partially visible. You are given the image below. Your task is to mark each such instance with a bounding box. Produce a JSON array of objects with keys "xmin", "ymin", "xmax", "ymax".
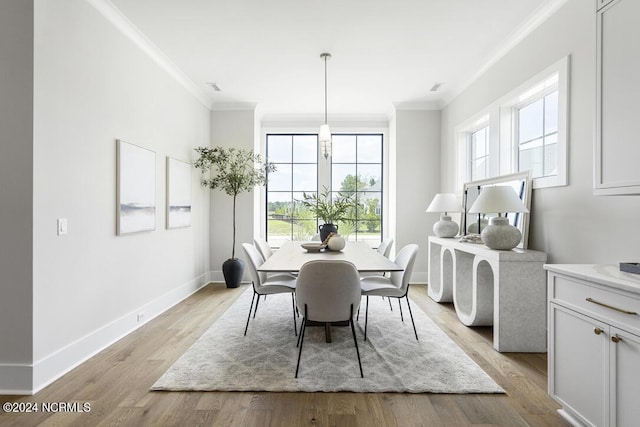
[
  {"xmin": 586, "ymin": 298, "xmax": 638, "ymax": 315},
  {"xmin": 612, "ymin": 335, "xmax": 622, "ymax": 343},
  {"xmin": 594, "ymin": 327, "xmax": 604, "ymax": 335}
]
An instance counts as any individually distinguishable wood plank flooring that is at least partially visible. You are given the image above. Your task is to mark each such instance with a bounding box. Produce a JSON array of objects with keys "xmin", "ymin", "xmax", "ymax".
[{"xmin": 0, "ymin": 283, "xmax": 569, "ymax": 426}]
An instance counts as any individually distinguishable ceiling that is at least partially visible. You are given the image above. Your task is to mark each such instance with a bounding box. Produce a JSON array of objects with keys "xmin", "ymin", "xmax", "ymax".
[{"xmin": 109, "ymin": 0, "xmax": 565, "ymax": 119}]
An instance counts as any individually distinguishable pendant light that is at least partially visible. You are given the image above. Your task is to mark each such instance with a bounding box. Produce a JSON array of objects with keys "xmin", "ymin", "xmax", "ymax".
[{"xmin": 319, "ymin": 52, "xmax": 332, "ymax": 159}]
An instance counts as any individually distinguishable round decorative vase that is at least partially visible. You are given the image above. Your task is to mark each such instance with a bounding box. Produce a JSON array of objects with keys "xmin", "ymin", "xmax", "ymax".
[
  {"xmin": 319, "ymin": 223, "xmax": 338, "ymax": 242},
  {"xmin": 480, "ymin": 217, "xmax": 522, "ymax": 250},
  {"xmin": 327, "ymin": 234, "xmax": 346, "ymax": 251},
  {"xmin": 467, "ymin": 218, "xmax": 489, "ymax": 234},
  {"xmin": 433, "ymin": 215, "xmax": 459, "ymax": 238},
  {"xmin": 222, "ymin": 258, "xmax": 244, "ymax": 288}
]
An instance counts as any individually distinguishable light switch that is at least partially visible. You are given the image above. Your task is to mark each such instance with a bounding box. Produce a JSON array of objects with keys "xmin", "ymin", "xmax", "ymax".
[{"xmin": 57, "ymin": 218, "xmax": 68, "ymax": 235}]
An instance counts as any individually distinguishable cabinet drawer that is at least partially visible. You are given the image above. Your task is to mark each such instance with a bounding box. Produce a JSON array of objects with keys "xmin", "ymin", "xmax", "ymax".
[{"xmin": 551, "ymin": 275, "xmax": 640, "ymax": 333}]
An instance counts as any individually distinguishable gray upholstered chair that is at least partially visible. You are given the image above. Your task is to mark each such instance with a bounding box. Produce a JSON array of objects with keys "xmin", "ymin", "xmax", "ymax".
[
  {"xmin": 360, "ymin": 244, "xmax": 419, "ymax": 341},
  {"xmin": 242, "ymin": 243, "xmax": 297, "ymax": 336},
  {"xmin": 378, "ymin": 238, "xmax": 394, "ymax": 258},
  {"xmin": 294, "ymin": 260, "xmax": 363, "ymax": 378},
  {"xmin": 254, "ymin": 237, "xmax": 273, "ymax": 260}
]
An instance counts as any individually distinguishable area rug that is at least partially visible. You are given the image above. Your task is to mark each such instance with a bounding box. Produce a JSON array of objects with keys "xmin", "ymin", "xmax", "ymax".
[{"xmin": 151, "ymin": 287, "xmax": 504, "ymax": 393}]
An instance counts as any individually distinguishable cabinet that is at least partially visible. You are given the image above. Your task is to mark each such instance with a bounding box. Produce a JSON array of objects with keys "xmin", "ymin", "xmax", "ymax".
[
  {"xmin": 595, "ymin": 0, "xmax": 640, "ymax": 194},
  {"xmin": 546, "ymin": 265, "xmax": 640, "ymax": 426}
]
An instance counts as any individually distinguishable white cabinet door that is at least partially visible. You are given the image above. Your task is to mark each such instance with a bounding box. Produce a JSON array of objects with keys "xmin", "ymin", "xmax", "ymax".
[
  {"xmin": 550, "ymin": 304, "xmax": 609, "ymax": 427},
  {"xmin": 610, "ymin": 327, "xmax": 640, "ymax": 427}
]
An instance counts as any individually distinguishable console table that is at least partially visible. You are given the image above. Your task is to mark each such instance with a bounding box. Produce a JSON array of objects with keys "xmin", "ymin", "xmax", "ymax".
[{"xmin": 428, "ymin": 236, "xmax": 547, "ymax": 352}]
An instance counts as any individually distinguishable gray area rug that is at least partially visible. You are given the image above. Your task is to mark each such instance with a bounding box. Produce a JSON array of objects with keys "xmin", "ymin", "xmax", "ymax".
[{"xmin": 151, "ymin": 286, "xmax": 504, "ymax": 393}]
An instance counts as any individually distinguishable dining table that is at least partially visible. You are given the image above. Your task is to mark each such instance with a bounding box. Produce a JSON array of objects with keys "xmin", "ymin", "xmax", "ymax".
[
  {"xmin": 258, "ymin": 240, "xmax": 401, "ymax": 342},
  {"xmin": 257, "ymin": 240, "xmax": 401, "ymax": 274}
]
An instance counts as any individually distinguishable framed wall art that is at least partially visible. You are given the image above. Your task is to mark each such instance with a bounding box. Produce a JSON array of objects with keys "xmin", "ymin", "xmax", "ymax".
[{"xmin": 116, "ymin": 139, "xmax": 156, "ymax": 235}]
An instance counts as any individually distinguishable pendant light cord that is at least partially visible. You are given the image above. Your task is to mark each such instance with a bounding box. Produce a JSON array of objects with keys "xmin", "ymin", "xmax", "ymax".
[{"xmin": 324, "ymin": 55, "xmax": 328, "ymax": 125}]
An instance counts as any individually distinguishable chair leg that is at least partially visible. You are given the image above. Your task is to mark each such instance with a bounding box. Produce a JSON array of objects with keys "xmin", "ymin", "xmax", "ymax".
[
  {"xmin": 398, "ymin": 298, "xmax": 404, "ymax": 322},
  {"xmin": 388, "ymin": 297, "xmax": 393, "ymax": 311},
  {"xmin": 356, "ymin": 299, "xmax": 361, "ymax": 321},
  {"xmin": 405, "ymin": 294, "xmax": 418, "ymax": 340},
  {"xmin": 350, "ymin": 305, "xmax": 363, "ymax": 378},
  {"xmin": 295, "ymin": 305, "xmax": 308, "ymax": 378},
  {"xmin": 296, "ymin": 318, "xmax": 306, "ymax": 348},
  {"xmin": 364, "ymin": 296, "xmax": 369, "ymax": 341},
  {"xmin": 244, "ymin": 290, "xmax": 256, "ymax": 336},
  {"xmin": 253, "ymin": 292, "xmax": 261, "ymax": 318},
  {"xmin": 291, "ymin": 293, "xmax": 297, "ymax": 336}
]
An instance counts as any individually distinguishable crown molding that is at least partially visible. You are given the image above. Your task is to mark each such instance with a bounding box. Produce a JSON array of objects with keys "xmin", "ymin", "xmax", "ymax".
[
  {"xmin": 441, "ymin": 0, "xmax": 570, "ymax": 107},
  {"xmin": 86, "ymin": 0, "xmax": 214, "ymax": 109},
  {"xmin": 393, "ymin": 102, "xmax": 441, "ymax": 111}
]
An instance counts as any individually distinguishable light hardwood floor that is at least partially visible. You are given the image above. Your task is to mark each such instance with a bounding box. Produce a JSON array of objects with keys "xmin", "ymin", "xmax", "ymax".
[{"xmin": 1, "ymin": 283, "xmax": 568, "ymax": 426}]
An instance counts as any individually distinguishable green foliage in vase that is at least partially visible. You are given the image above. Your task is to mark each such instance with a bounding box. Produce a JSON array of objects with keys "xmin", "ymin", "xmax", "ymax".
[{"xmin": 300, "ymin": 187, "xmax": 354, "ymax": 225}]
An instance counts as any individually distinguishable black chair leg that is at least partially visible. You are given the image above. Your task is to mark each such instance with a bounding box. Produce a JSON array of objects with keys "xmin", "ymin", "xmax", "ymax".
[
  {"xmin": 364, "ymin": 296, "xmax": 369, "ymax": 341},
  {"xmin": 296, "ymin": 318, "xmax": 306, "ymax": 348},
  {"xmin": 244, "ymin": 290, "xmax": 256, "ymax": 336},
  {"xmin": 405, "ymin": 294, "xmax": 418, "ymax": 340},
  {"xmin": 350, "ymin": 305, "xmax": 364, "ymax": 378},
  {"xmin": 398, "ymin": 298, "xmax": 404, "ymax": 322},
  {"xmin": 253, "ymin": 293, "xmax": 261, "ymax": 318},
  {"xmin": 291, "ymin": 293, "xmax": 297, "ymax": 336},
  {"xmin": 295, "ymin": 305, "xmax": 308, "ymax": 378},
  {"xmin": 388, "ymin": 297, "xmax": 393, "ymax": 311}
]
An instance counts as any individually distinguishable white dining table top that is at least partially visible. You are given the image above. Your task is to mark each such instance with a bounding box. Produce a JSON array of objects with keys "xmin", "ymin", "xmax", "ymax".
[{"xmin": 258, "ymin": 241, "xmax": 401, "ymax": 273}]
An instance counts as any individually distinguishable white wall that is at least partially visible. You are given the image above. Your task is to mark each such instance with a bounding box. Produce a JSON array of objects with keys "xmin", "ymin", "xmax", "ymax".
[
  {"xmin": 209, "ymin": 109, "xmax": 257, "ymax": 280},
  {"xmin": 395, "ymin": 109, "xmax": 441, "ymax": 282},
  {"xmin": 0, "ymin": 0, "xmax": 34, "ymax": 393},
  {"xmin": 25, "ymin": 0, "xmax": 211, "ymax": 392},
  {"xmin": 441, "ymin": 0, "xmax": 640, "ymax": 263}
]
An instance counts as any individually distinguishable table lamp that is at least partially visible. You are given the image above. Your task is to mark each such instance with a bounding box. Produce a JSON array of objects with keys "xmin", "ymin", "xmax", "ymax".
[
  {"xmin": 468, "ymin": 186, "xmax": 529, "ymax": 250},
  {"xmin": 426, "ymin": 193, "xmax": 462, "ymax": 238}
]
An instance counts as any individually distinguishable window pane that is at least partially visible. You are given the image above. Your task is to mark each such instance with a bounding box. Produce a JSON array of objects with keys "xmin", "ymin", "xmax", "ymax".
[
  {"xmin": 293, "ymin": 220, "xmax": 318, "ymax": 241},
  {"xmin": 357, "ymin": 135, "xmax": 382, "ymax": 163},
  {"xmin": 472, "ymin": 157, "xmax": 487, "ymax": 180},
  {"xmin": 520, "ymin": 145, "xmax": 543, "ymax": 178},
  {"xmin": 545, "ymin": 91, "xmax": 559, "ymax": 134},
  {"xmin": 518, "ymin": 98, "xmax": 544, "ymax": 142},
  {"xmin": 267, "ymin": 135, "xmax": 291, "ymax": 163},
  {"xmin": 358, "ymin": 164, "xmax": 382, "ymax": 191},
  {"xmin": 293, "ymin": 191, "xmax": 314, "ymax": 219},
  {"xmin": 332, "ymin": 135, "xmax": 356, "ymax": 163},
  {"xmin": 267, "ymin": 219, "xmax": 291, "ymax": 247},
  {"xmin": 268, "ymin": 164, "xmax": 292, "ymax": 191},
  {"xmin": 293, "ymin": 135, "xmax": 317, "ymax": 163},
  {"xmin": 267, "ymin": 192, "xmax": 292, "ymax": 219},
  {"xmin": 471, "ymin": 128, "xmax": 487, "ymax": 158},
  {"xmin": 332, "ymin": 164, "xmax": 357, "ymax": 192},
  {"xmin": 292, "ymin": 164, "xmax": 317, "ymax": 192},
  {"xmin": 544, "ymin": 136, "xmax": 558, "ymax": 177}
]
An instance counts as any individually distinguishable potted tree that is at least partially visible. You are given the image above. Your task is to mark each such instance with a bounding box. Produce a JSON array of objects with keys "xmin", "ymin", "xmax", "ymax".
[
  {"xmin": 194, "ymin": 146, "xmax": 275, "ymax": 288},
  {"xmin": 301, "ymin": 187, "xmax": 354, "ymax": 242}
]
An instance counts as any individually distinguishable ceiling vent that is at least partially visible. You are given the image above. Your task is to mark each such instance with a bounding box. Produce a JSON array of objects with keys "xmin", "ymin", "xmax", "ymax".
[
  {"xmin": 207, "ymin": 82, "xmax": 221, "ymax": 92},
  {"xmin": 430, "ymin": 82, "xmax": 444, "ymax": 92}
]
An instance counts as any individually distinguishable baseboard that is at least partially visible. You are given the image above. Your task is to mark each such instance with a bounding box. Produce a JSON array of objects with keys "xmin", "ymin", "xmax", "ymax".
[
  {"xmin": 0, "ymin": 363, "xmax": 33, "ymax": 395},
  {"xmin": 26, "ymin": 273, "xmax": 210, "ymax": 395}
]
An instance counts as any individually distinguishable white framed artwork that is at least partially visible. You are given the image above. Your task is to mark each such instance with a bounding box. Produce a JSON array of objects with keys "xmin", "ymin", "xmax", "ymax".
[
  {"xmin": 116, "ymin": 139, "xmax": 156, "ymax": 235},
  {"xmin": 166, "ymin": 157, "xmax": 192, "ymax": 229}
]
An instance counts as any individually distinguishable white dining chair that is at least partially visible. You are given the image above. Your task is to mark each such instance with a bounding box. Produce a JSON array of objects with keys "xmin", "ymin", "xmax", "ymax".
[
  {"xmin": 360, "ymin": 244, "xmax": 419, "ymax": 341},
  {"xmin": 254, "ymin": 237, "xmax": 273, "ymax": 260},
  {"xmin": 242, "ymin": 243, "xmax": 297, "ymax": 337},
  {"xmin": 294, "ymin": 260, "xmax": 363, "ymax": 378}
]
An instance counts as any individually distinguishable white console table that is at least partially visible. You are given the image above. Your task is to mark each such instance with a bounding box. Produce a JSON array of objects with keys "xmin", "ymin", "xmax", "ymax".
[{"xmin": 428, "ymin": 236, "xmax": 547, "ymax": 352}]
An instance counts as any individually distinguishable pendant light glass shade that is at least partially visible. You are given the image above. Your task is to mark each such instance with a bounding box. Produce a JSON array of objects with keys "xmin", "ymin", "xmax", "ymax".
[{"xmin": 320, "ymin": 53, "xmax": 332, "ymax": 159}]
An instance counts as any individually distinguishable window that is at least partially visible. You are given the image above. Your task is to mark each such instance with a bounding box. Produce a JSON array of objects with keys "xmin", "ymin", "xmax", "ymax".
[
  {"xmin": 454, "ymin": 56, "xmax": 568, "ymax": 191},
  {"xmin": 266, "ymin": 134, "xmax": 318, "ymax": 247},
  {"xmin": 265, "ymin": 132, "xmax": 384, "ymax": 246},
  {"xmin": 470, "ymin": 126, "xmax": 490, "ymax": 181},
  {"xmin": 331, "ymin": 134, "xmax": 383, "ymax": 245},
  {"xmin": 514, "ymin": 75, "xmax": 559, "ymax": 179}
]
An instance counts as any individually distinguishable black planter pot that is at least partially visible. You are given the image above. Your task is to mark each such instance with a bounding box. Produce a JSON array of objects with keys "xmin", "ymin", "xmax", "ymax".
[
  {"xmin": 222, "ymin": 258, "xmax": 244, "ymax": 288},
  {"xmin": 319, "ymin": 223, "xmax": 338, "ymax": 243}
]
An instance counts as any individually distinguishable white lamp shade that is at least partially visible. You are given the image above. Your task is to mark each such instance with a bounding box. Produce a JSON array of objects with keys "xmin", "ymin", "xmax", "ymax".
[
  {"xmin": 468, "ymin": 186, "xmax": 529, "ymax": 214},
  {"xmin": 426, "ymin": 193, "xmax": 462, "ymax": 213},
  {"xmin": 319, "ymin": 124, "xmax": 332, "ymax": 158}
]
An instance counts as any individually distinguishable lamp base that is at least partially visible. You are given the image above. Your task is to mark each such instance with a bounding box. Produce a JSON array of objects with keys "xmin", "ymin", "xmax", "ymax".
[
  {"xmin": 433, "ymin": 215, "xmax": 459, "ymax": 238},
  {"xmin": 480, "ymin": 217, "xmax": 521, "ymax": 250}
]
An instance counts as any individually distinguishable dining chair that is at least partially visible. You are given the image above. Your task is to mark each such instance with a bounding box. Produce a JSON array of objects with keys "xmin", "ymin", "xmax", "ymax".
[
  {"xmin": 241, "ymin": 243, "xmax": 297, "ymax": 337},
  {"xmin": 254, "ymin": 237, "xmax": 273, "ymax": 260},
  {"xmin": 294, "ymin": 260, "xmax": 363, "ymax": 378},
  {"xmin": 360, "ymin": 244, "xmax": 419, "ymax": 341}
]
